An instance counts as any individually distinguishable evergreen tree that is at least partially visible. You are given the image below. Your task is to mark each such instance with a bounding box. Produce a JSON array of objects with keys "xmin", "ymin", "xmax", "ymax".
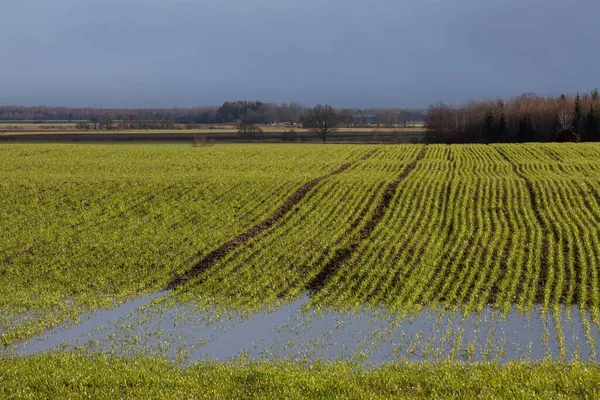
[
  {"xmin": 586, "ymin": 104, "xmax": 600, "ymax": 141},
  {"xmin": 517, "ymin": 114, "xmax": 536, "ymax": 143},
  {"xmin": 574, "ymin": 93, "xmax": 582, "ymax": 135},
  {"xmin": 482, "ymin": 110, "xmax": 496, "ymax": 143},
  {"xmin": 496, "ymin": 113, "xmax": 507, "ymax": 142}
]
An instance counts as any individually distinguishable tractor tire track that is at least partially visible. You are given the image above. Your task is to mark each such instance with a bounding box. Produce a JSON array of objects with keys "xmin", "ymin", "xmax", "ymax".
[
  {"xmin": 496, "ymin": 147, "xmax": 552, "ymax": 304},
  {"xmin": 278, "ymin": 180, "xmax": 386, "ymax": 299},
  {"xmin": 306, "ymin": 145, "xmax": 428, "ymax": 294},
  {"xmin": 166, "ymin": 150, "xmax": 378, "ymax": 290}
]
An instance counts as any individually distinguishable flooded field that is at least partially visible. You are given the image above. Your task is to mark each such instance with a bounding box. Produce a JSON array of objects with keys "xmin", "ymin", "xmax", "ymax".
[
  {"xmin": 4, "ymin": 143, "xmax": 600, "ymax": 372},
  {"xmin": 5, "ymin": 292, "xmax": 599, "ymax": 364}
]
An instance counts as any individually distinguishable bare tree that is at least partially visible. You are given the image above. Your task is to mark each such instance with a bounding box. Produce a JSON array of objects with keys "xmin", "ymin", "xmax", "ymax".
[
  {"xmin": 424, "ymin": 102, "xmax": 453, "ymax": 143},
  {"xmin": 399, "ymin": 110, "xmax": 410, "ymax": 128},
  {"xmin": 555, "ymin": 109, "xmax": 574, "ymax": 132},
  {"xmin": 236, "ymin": 120, "xmax": 263, "ymax": 139},
  {"xmin": 338, "ymin": 108, "xmax": 354, "ymax": 128},
  {"xmin": 101, "ymin": 113, "xmax": 115, "ymax": 131},
  {"xmin": 554, "ymin": 109, "xmax": 578, "ymax": 142},
  {"xmin": 305, "ymin": 105, "xmax": 338, "ymax": 143}
]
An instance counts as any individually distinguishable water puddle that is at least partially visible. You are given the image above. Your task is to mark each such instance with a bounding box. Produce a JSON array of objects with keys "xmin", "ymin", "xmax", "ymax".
[{"xmin": 4, "ymin": 293, "xmax": 600, "ymax": 363}]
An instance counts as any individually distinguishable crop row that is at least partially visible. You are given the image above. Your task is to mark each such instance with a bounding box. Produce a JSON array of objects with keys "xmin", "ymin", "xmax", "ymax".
[
  {"xmin": 307, "ymin": 145, "xmax": 599, "ymax": 315},
  {"xmin": 180, "ymin": 145, "xmax": 424, "ymax": 310},
  {"xmin": 5, "ymin": 143, "xmax": 600, "ymax": 348},
  {"xmin": 0, "ymin": 144, "xmax": 363, "ymax": 344}
]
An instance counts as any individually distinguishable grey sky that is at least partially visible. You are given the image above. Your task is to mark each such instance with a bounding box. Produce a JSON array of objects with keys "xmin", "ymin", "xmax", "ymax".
[{"xmin": 1, "ymin": 0, "xmax": 598, "ymax": 108}]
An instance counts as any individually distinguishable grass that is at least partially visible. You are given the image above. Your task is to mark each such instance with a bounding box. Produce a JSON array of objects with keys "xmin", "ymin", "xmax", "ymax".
[{"xmin": 1, "ymin": 354, "xmax": 599, "ymax": 399}]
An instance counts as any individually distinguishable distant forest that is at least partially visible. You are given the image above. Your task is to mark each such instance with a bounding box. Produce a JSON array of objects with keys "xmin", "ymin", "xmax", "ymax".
[
  {"xmin": 4, "ymin": 90, "xmax": 599, "ymax": 144},
  {"xmin": 0, "ymin": 103, "xmax": 425, "ymax": 127},
  {"xmin": 425, "ymin": 90, "xmax": 600, "ymax": 143}
]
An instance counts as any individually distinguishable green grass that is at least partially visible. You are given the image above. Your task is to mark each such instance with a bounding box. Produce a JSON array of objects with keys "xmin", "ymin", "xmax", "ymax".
[{"xmin": 1, "ymin": 354, "xmax": 599, "ymax": 399}]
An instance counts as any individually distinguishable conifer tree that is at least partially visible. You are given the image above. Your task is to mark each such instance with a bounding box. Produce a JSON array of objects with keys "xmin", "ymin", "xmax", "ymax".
[
  {"xmin": 482, "ymin": 111, "xmax": 496, "ymax": 143},
  {"xmin": 496, "ymin": 113, "xmax": 507, "ymax": 142},
  {"xmin": 517, "ymin": 114, "xmax": 535, "ymax": 142},
  {"xmin": 586, "ymin": 104, "xmax": 600, "ymax": 141},
  {"xmin": 574, "ymin": 93, "xmax": 582, "ymax": 135}
]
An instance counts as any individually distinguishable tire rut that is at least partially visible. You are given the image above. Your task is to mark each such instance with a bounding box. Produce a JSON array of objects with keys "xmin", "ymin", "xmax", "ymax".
[
  {"xmin": 306, "ymin": 145, "xmax": 428, "ymax": 294},
  {"xmin": 166, "ymin": 150, "xmax": 378, "ymax": 291},
  {"xmin": 496, "ymin": 147, "xmax": 551, "ymax": 304}
]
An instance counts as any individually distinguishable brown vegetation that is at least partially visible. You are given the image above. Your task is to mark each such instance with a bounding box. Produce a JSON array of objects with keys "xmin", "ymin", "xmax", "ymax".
[{"xmin": 425, "ymin": 90, "xmax": 600, "ymax": 143}]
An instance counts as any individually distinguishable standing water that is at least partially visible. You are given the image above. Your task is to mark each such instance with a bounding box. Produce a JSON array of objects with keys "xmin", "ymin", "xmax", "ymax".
[{"xmin": 5, "ymin": 293, "xmax": 600, "ymax": 364}]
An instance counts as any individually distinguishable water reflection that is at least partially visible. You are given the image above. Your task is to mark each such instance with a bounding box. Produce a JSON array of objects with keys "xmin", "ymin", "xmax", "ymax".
[{"xmin": 5, "ymin": 293, "xmax": 600, "ymax": 363}]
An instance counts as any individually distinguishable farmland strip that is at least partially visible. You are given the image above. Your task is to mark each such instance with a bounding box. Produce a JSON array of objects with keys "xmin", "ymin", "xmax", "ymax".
[{"xmin": 306, "ymin": 145, "xmax": 427, "ymax": 294}]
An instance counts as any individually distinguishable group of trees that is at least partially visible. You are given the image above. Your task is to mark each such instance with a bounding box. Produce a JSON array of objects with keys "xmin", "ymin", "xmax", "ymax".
[
  {"xmin": 0, "ymin": 106, "xmax": 219, "ymax": 123},
  {"xmin": 0, "ymin": 103, "xmax": 424, "ymax": 128},
  {"xmin": 230, "ymin": 104, "xmax": 338, "ymax": 142},
  {"xmin": 10, "ymin": 92, "xmax": 600, "ymax": 144},
  {"xmin": 0, "ymin": 102, "xmax": 425, "ymax": 142},
  {"xmin": 425, "ymin": 90, "xmax": 600, "ymax": 143},
  {"xmin": 217, "ymin": 101, "xmax": 268, "ymax": 124}
]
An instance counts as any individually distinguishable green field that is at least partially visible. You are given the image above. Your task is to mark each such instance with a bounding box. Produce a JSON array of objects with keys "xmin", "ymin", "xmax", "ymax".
[
  {"xmin": 3, "ymin": 354, "xmax": 600, "ymax": 399},
  {"xmin": 0, "ymin": 143, "xmax": 362, "ymax": 343},
  {"xmin": 3, "ymin": 142, "xmax": 600, "ymax": 395},
  {"xmin": 2, "ymin": 143, "xmax": 600, "ymax": 333}
]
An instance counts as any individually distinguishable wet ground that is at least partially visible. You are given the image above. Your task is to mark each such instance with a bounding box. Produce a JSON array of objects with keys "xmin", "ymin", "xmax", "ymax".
[{"xmin": 4, "ymin": 293, "xmax": 600, "ymax": 364}]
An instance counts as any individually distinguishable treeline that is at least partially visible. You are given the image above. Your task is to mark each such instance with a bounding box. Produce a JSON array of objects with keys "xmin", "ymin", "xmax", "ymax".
[
  {"xmin": 0, "ymin": 103, "xmax": 425, "ymax": 126},
  {"xmin": 0, "ymin": 106, "xmax": 219, "ymax": 123},
  {"xmin": 425, "ymin": 90, "xmax": 600, "ymax": 143},
  {"xmin": 214, "ymin": 101, "xmax": 425, "ymax": 127}
]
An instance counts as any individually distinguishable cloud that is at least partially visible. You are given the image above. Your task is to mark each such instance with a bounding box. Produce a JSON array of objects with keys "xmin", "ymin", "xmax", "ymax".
[{"xmin": 1, "ymin": 0, "xmax": 598, "ymax": 107}]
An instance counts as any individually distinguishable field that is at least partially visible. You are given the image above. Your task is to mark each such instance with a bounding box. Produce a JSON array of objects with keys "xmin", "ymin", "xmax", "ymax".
[{"xmin": 3, "ymin": 142, "xmax": 600, "ymax": 395}]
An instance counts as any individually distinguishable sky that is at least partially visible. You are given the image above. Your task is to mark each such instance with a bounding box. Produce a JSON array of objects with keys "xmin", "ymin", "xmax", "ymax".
[{"xmin": 1, "ymin": 0, "xmax": 599, "ymax": 108}]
